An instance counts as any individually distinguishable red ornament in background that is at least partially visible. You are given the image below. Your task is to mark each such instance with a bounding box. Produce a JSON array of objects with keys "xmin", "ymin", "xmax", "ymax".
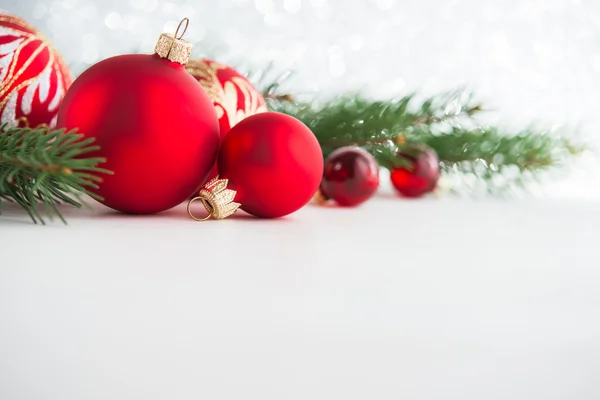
[
  {"xmin": 0, "ymin": 12, "xmax": 71, "ymax": 128},
  {"xmin": 390, "ymin": 143, "xmax": 440, "ymax": 197},
  {"xmin": 186, "ymin": 59, "xmax": 267, "ymax": 184},
  {"xmin": 320, "ymin": 146, "xmax": 379, "ymax": 206},
  {"xmin": 188, "ymin": 112, "xmax": 323, "ymax": 220},
  {"xmin": 57, "ymin": 19, "xmax": 219, "ymax": 214}
]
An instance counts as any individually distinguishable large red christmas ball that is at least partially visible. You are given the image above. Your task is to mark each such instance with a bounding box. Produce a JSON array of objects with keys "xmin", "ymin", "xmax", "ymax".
[
  {"xmin": 390, "ymin": 143, "xmax": 440, "ymax": 197},
  {"xmin": 0, "ymin": 12, "xmax": 71, "ymax": 128},
  {"xmin": 57, "ymin": 54, "xmax": 219, "ymax": 214},
  {"xmin": 186, "ymin": 59, "xmax": 267, "ymax": 184},
  {"xmin": 218, "ymin": 112, "xmax": 323, "ymax": 218},
  {"xmin": 320, "ymin": 146, "xmax": 380, "ymax": 207}
]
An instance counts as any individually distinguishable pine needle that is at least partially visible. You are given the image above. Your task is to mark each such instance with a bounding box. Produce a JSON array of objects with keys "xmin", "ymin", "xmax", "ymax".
[
  {"xmin": 268, "ymin": 93, "xmax": 582, "ymax": 192},
  {"xmin": 0, "ymin": 123, "xmax": 111, "ymax": 224}
]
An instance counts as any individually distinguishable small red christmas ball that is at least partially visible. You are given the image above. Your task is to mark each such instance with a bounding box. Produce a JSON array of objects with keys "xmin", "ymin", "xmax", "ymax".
[
  {"xmin": 218, "ymin": 112, "xmax": 323, "ymax": 218},
  {"xmin": 186, "ymin": 59, "xmax": 267, "ymax": 185},
  {"xmin": 390, "ymin": 143, "xmax": 440, "ymax": 198},
  {"xmin": 0, "ymin": 11, "xmax": 71, "ymax": 128},
  {"xmin": 57, "ymin": 30, "xmax": 219, "ymax": 214},
  {"xmin": 320, "ymin": 146, "xmax": 379, "ymax": 206}
]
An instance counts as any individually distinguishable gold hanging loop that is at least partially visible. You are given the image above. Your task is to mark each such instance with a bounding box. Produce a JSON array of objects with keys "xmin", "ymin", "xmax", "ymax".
[
  {"xmin": 186, "ymin": 177, "xmax": 241, "ymax": 221},
  {"xmin": 187, "ymin": 196, "xmax": 212, "ymax": 221},
  {"xmin": 174, "ymin": 17, "xmax": 189, "ymax": 40}
]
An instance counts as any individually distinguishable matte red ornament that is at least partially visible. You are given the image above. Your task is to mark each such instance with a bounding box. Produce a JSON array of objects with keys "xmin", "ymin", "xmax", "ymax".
[
  {"xmin": 57, "ymin": 20, "xmax": 220, "ymax": 214},
  {"xmin": 320, "ymin": 146, "xmax": 379, "ymax": 207},
  {"xmin": 186, "ymin": 59, "xmax": 268, "ymax": 184},
  {"xmin": 390, "ymin": 143, "xmax": 440, "ymax": 198},
  {"xmin": 188, "ymin": 112, "xmax": 323, "ymax": 219},
  {"xmin": 0, "ymin": 11, "xmax": 72, "ymax": 128}
]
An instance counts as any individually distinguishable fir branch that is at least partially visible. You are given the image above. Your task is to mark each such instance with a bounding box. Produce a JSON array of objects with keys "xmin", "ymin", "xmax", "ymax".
[
  {"xmin": 411, "ymin": 124, "xmax": 583, "ymax": 193},
  {"xmin": 268, "ymin": 92, "xmax": 482, "ymax": 156},
  {"xmin": 410, "ymin": 125, "xmax": 581, "ymax": 171},
  {"xmin": 0, "ymin": 123, "xmax": 111, "ymax": 224},
  {"xmin": 268, "ymin": 94, "xmax": 581, "ymax": 190}
]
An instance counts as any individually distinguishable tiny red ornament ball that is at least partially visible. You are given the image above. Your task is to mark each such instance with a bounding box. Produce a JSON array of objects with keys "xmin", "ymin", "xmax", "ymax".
[
  {"xmin": 320, "ymin": 146, "xmax": 379, "ymax": 207},
  {"xmin": 390, "ymin": 143, "xmax": 440, "ymax": 198},
  {"xmin": 57, "ymin": 22, "xmax": 219, "ymax": 214},
  {"xmin": 0, "ymin": 12, "xmax": 71, "ymax": 128},
  {"xmin": 186, "ymin": 59, "xmax": 267, "ymax": 185},
  {"xmin": 217, "ymin": 112, "xmax": 323, "ymax": 218}
]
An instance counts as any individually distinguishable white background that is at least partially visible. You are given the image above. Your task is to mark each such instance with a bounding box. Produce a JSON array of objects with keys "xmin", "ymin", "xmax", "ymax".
[
  {"xmin": 2, "ymin": 0, "xmax": 600, "ymax": 399},
  {"xmin": 2, "ymin": 188, "xmax": 600, "ymax": 399}
]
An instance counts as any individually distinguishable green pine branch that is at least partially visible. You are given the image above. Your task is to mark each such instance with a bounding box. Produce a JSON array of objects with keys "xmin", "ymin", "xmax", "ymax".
[
  {"xmin": 267, "ymin": 92, "xmax": 483, "ymax": 161},
  {"xmin": 0, "ymin": 123, "xmax": 111, "ymax": 224},
  {"xmin": 410, "ymin": 125, "xmax": 581, "ymax": 170},
  {"xmin": 267, "ymin": 93, "xmax": 582, "ymax": 190}
]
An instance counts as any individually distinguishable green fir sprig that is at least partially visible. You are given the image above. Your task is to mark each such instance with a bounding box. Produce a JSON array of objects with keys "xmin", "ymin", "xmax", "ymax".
[
  {"xmin": 0, "ymin": 123, "xmax": 111, "ymax": 224},
  {"xmin": 266, "ymin": 91, "xmax": 582, "ymax": 190}
]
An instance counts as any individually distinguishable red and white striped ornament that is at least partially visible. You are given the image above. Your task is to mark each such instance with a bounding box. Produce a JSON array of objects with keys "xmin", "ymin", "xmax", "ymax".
[
  {"xmin": 186, "ymin": 59, "xmax": 268, "ymax": 184},
  {"xmin": 186, "ymin": 59, "xmax": 267, "ymax": 135},
  {"xmin": 0, "ymin": 11, "xmax": 71, "ymax": 128}
]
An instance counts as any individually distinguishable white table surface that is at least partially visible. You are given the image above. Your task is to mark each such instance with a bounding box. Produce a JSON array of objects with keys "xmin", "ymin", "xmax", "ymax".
[{"xmin": 2, "ymin": 186, "xmax": 600, "ymax": 399}]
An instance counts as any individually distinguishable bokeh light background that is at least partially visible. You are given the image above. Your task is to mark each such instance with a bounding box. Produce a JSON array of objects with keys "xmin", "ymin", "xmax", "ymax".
[{"xmin": 4, "ymin": 0, "xmax": 600, "ymax": 196}]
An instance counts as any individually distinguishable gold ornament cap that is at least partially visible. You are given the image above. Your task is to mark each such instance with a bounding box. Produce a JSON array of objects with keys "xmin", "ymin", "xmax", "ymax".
[
  {"xmin": 187, "ymin": 177, "xmax": 241, "ymax": 221},
  {"xmin": 154, "ymin": 18, "xmax": 192, "ymax": 65}
]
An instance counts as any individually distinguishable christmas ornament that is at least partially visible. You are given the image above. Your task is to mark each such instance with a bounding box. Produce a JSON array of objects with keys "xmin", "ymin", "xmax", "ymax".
[
  {"xmin": 187, "ymin": 112, "xmax": 323, "ymax": 220},
  {"xmin": 390, "ymin": 143, "xmax": 440, "ymax": 197},
  {"xmin": 186, "ymin": 59, "xmax": 267, "ymax": 183},
  {"xmin": 186, "ymin": 59, "xmax": 267, "ymax": 136},
  {"xmin": 319, "ymin": 146, "xmax": 379, "ymax": 207},
  {"xmin": 57, "ymin": 18, "xmax": 219, "ymax": 214},
  {"xmin": 0, "ymin": 12, "xmax": 71, "ymax": 128}
]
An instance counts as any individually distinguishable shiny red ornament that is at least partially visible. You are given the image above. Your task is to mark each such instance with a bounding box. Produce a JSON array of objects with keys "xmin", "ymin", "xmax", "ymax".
[
  {"xmin": 320, "ymin": 146, "xmax": 379, "ymax": 206},
  {"xmin": 57, "ymin": 23, "xmax": 219, "ymax": 214},
  {"xmin": 390, "ymin": 143, "xmax": 440, "ymax": 197},
  {"xmin": 0, "ymin": 12, "xmax": 71, "ymax": 128},
  {"xmin": 216, "ymin": 112, "xmax": 323, "ymax": 218},
  {"xmin": 186, "ymin": 59, "xmax": 267, "ymax": 184}
]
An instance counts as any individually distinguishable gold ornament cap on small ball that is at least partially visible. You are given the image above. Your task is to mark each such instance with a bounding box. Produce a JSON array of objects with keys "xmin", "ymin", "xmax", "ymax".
[
  {"xmin": 154, "ymin": 18, "xmax": 192, "ymax": 65},
  {"xmin": 187, "ymin": 177, "xmax": 241, "ymax": 221}
]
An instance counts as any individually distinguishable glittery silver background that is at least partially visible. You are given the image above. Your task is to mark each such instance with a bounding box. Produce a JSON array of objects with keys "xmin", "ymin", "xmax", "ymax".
[
  {"xmin": 5, "ymin": 0, "xmax": 600, "ymax": 192},
  {"xmin": 4, "ymin": 0, "xmax": 597, "ymax": 131}
]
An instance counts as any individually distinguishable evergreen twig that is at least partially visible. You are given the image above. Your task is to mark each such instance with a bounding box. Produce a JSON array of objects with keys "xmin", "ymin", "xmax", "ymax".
[
  {"xmin": 267, "ymin": 93, "xmax": 582, "ymax": 190},
  {"xmin": 267, "ymin": 92, "xmax": 482, "ymax": 156},
  {"xmin": 0, "ymin": 123, "xmax": 111, "ymax": 224}
]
